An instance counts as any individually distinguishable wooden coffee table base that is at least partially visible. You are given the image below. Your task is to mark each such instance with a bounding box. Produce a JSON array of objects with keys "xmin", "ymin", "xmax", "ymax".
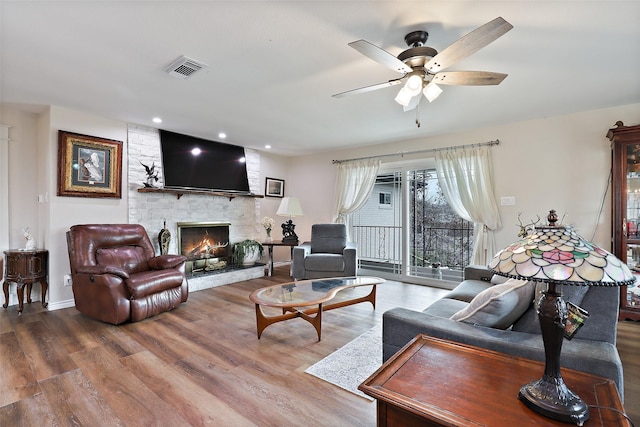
[{"xmin": 253, "ymin": 284, "xmax": 377, "ymax": 340}]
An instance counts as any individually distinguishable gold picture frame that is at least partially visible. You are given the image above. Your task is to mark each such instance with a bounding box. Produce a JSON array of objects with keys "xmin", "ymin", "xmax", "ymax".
[{"xmin": 57, "ymin": 130, "xmax": 123, "ymax": 198}]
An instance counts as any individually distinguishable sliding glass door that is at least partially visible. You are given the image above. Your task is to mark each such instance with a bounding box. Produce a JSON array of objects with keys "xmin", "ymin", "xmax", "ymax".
[{"xmin": 351, "ymin": 162, "xmax": 473, "ymax": 285}]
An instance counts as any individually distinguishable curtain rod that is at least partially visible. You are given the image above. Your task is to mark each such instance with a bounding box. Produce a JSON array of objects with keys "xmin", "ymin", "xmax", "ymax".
[{"xmin": 331, "ymin": 139, "xmax": 500, "ymax": 164}]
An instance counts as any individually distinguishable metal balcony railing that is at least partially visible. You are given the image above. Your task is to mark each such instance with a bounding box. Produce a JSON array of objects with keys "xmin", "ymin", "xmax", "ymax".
[{"xmin": 353, "ymin": 224, "xmax": 473, "ymax": 281}]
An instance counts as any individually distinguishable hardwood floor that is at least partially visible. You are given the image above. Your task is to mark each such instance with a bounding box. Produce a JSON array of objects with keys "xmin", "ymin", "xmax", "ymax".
[{"xmin": 1, "ymin": 267, "xmax": 638, "ymax": 426}]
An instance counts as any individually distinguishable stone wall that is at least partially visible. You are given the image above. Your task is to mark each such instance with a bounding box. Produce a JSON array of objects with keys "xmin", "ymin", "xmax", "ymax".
[{"xmin": 127, "ymin": 124, "xmax": 265, "ymax": 289}]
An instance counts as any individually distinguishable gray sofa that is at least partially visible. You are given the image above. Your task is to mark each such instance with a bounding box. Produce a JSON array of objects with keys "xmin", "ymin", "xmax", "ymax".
[{"xmin": 382, "ymin": 265, "xmax": 624, "ymax": 398}]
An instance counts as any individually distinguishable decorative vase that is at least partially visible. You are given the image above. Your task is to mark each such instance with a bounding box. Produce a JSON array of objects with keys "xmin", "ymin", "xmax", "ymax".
[{"xmin": 265, "ymin": 229, "xmax": 272, "ymax": 243}]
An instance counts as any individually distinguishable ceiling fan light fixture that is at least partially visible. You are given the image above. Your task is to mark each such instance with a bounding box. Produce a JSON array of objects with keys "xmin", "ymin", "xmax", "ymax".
[
  {"xmin": 404, "ymin": 74, "xmax": 424, "ymax": 96},
  {"xmin": 423, "ymin": 82, "xmax": 443, "ymax": 102},
  {"xmin": 394, "ymin": 87, "xmax": 413, "ymax": 106}
]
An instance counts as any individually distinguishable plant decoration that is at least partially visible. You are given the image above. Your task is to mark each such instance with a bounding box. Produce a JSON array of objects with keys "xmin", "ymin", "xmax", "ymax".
[
  {"xmin": 234, "ymin": 239, "xmax": 264, "ymax": 266},
  {"xmin": 141, "ymin": 161, "xmax": 159, "ymax": 188},
  {"xmin": 261, "ymin": 216, "xmax": 275, "ymax": 240}
]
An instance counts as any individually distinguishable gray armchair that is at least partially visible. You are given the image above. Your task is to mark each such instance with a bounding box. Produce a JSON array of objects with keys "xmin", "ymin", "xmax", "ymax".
[{"xmin": 292, "ymin": 224, "xmax": 357, "ymax": 280}]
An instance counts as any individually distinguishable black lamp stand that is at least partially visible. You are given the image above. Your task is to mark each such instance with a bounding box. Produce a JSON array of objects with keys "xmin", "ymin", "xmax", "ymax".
[{"xmin": 518, "ymin": 282, "xmax": 589, "ymax": 425}]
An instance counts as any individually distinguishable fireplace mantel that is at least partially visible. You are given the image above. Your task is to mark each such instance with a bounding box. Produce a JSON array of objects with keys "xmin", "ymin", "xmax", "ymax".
[{"xmin": 137, "ymin": 187, "xmax": 264, "ymax": 200}]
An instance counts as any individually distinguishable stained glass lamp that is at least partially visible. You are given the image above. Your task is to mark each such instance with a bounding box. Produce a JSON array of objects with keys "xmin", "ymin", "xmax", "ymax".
[{"xmin": 488, "ymin": 210, "xmax": 635, "ymax": 425}]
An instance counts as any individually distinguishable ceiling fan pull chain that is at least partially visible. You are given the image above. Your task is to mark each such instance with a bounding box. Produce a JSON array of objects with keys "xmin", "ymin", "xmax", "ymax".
[{"xmin": 415, "ymin": 103, "xmax": 421, "ymax": 128}]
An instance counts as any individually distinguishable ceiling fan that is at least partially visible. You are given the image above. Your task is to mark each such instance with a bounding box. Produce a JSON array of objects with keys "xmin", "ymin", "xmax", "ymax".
[{"xmin": 332, "ymin": 17, "xmax": 513, "ymax": 112}]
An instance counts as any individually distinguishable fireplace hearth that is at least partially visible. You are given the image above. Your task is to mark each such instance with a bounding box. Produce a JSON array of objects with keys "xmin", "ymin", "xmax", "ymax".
[{"xmin": 177, "ymin": 222, "xmax": 231, "ymax": 275}]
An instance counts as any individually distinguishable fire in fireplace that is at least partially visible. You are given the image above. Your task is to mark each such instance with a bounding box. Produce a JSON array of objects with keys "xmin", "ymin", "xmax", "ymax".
[{"xmin": 177, "ymin": 222, "xmax": 230, "ymax": 274}]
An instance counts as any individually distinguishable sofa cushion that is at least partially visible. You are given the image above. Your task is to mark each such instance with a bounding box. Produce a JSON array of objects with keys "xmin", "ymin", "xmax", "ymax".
[
  {"xmin": 444, "ymin": 280, "xmax": 492, "ymax": 303},
  {"xmin": 450, "ymin": 279, "xmax": 534, "ymax": 329},
  {"xmin": 423, "ymin": 298, "xmax": 470, "ymax": 318},
  {"xmin": 96, "ymin": 246, "xmax": 149, "ymax": 274},
  {"xmin": 310, "ymin": 224, "xmax": 347, "ymax": 254},
  {"xmin": 304, "ymin": 253, "xmax": 345, "ymax": 272},
  {"xmin": 511, "ymin": 283, "xmax": 589, "ymax": 334}
]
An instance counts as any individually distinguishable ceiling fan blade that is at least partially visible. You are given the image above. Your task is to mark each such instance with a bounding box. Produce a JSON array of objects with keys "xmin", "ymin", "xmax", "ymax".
[
  {"xmin": 348, "ymin": 39, "xmax": 413, "ymax": 74},
  {"xmin": 403, "ymin": 93, "xmax": 422, "ymax": 112},
  {"xmin": 332, "ymin": 78, "xmax": 403, "ymax": 98},
  {"xmin": 432, "ymin": 71, "xmax": 508, "ymax": 86},
  {"xmin": 425, "ymin": 17, "xmax": 513, "ymax": 74}
]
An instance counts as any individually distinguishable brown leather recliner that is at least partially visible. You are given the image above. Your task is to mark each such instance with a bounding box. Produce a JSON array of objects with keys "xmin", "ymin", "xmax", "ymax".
[{"xmin": 66, "ymin": 224, "xmax": 188, "ymax": 324}]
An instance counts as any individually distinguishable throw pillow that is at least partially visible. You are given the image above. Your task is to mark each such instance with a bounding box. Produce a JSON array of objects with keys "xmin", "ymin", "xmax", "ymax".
[{"xmin": 450, "ymin": 278, "xmax": 535, "ymax": 329}]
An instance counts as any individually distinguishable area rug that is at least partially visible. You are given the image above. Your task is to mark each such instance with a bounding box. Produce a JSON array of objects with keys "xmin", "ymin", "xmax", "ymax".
[{"xmin": 304, "ymin": 326, "xmax": 382, "ymax": 400}]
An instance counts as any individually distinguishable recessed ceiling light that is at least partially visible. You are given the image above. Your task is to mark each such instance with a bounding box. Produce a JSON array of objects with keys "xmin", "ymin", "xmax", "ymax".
[
  {"xmin": 265, "ymin": 145, "xmax": 272, "ymax": 149},
  {"xmin": 218, "ymin": 132, "xmax": 227, "ymax": 139},
  {"xmin": 152, "ymin": 117, "xmax": 162, "ymax": 124}
]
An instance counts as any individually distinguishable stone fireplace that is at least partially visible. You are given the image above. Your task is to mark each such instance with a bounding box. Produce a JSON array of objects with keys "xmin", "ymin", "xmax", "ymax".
[
  {"xmin": 178, "ymin": 222, "xmax": 231, "ymax": 276},
  {"xmin": 128, "ymin": 124, "xmax": 265, "ymax": 291}
]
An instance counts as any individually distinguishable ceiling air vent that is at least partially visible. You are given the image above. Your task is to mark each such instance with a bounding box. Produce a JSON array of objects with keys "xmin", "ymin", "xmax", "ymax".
[{"xmin": 164, "ymin": 56, "xmax": 207, "ymax": 79}]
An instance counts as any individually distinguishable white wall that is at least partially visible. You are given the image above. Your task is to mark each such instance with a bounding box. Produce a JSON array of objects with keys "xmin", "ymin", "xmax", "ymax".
[
  {"xmin": 288, "ymin": 103, "xmax": 640, "ymax": 254},
  {"xmin": 45, "ymin": 106, "xmax": 129, "ymax": 309},
  {"xmin": 258, "ymin": 151, "xmax": 293, "ymax": 262},
  {"xmin": 1, "ymin": 108, "xmax": 41, "ymax": 307},
  {"xmin": 2, "ymin": 108, "xmax": 39, "ymax": 248}
]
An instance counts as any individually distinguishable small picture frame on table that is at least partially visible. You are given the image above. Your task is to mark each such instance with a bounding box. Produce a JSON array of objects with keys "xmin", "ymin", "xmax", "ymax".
[
  {"xmin": 57, "ymin": 130, "xmax": 123, "ymax": 198},
  {"xmin": 265, "ymin": 177, "xmax": 284, "ymax": 198}
]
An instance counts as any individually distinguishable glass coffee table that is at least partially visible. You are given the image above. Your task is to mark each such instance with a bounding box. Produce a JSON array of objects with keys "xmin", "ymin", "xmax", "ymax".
[{"xmin": 249, "ymin": 276, "xmax": 384, "ymax": 340}]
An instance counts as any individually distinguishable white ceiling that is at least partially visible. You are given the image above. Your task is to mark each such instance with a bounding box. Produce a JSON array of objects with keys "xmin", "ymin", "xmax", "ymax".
[{"xmin": 1, "ymin": 1, "xmax": 639, "ymax": 156}]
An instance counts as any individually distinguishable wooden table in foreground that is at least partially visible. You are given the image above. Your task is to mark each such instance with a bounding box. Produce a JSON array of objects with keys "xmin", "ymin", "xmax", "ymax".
[
  {"xmin": 359, "ymin": 335, "xmax": 628, "ymax": 427},
  {"xmin": 249, "ymin": 276, "xmax": 384, "ymax": 340}
]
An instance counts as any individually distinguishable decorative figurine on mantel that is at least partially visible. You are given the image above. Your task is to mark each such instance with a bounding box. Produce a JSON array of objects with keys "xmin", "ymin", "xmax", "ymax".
[
  {"xmin": 141, "ymin": 161, "xmax": 159, "ymax": 188},
  {"xmin": 22, "ymin": 227, "xmax": 36, "ymax": 250}
]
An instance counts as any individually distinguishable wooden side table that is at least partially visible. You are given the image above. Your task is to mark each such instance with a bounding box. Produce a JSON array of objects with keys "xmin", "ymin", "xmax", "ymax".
[
  {"xmin": 359, "ymin": 335, "xmax": 628, "ymax": 427},
  {"xmin": 261, "ymin": 241, "xmax": 297, "ymax": 276},
  {"xmin": 3, "ymin": 249, "xmax": 49, "ymax": 314}
]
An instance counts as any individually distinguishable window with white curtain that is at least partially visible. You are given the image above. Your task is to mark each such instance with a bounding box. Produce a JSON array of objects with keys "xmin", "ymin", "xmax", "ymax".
[{"xmin": 351, "ymin": 159, "xmax": 473, "ymax": 285}]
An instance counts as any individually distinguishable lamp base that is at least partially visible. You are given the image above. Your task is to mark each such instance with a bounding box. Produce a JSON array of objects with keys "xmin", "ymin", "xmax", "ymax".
[{"xmin": 518, "ymin": 375, "xmax": 589, "ymax": 426}]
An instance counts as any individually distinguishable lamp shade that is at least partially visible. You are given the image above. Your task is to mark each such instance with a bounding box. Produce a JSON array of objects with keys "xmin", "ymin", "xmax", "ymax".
[
  {"xmin": 423, "ymin": 82, "xmax": 443, "ymax": 103},
  {"xmin": 276, "ymin": 197, "xmax": 304, "ymax": 217},
  {"xmin": 394, "ymin": 87, "xmax": 413, "ymax": 107},
  {"xmin": 489, "ymin": 224, "xmax": 635, "ymax": 287}
]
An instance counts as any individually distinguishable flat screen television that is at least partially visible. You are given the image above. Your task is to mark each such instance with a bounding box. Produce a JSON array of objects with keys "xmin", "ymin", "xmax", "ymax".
[{"xmin": 159, "ymin": 129, "xmax": 251, "ymax": 194}]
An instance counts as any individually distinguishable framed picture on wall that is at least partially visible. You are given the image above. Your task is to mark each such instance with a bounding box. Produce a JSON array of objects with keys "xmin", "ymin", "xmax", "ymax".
[
  {"xmin": 265, "ymin": 177, "xmax": 284, "ymax": 198},
  {"xmin": 57, "ymin": 130, "xmax": 123, "ymax": 198}
]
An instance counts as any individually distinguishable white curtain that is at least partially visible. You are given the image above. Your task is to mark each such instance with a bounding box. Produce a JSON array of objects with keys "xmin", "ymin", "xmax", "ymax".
[
  {"xmin": 333, "ymin": 158, "xmax": 381, "ymax": 234},
  {"xmin": 435, "ymin": 145, "xmax": 501, "ymax": 265}
]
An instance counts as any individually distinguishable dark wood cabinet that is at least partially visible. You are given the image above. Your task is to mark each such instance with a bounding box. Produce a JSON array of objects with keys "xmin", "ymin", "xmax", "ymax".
[
  {"xmin": 2, "ymin": 249, "xmax": 49, "ymax": 314},
  {"xmin": 607, "ymin": 121, "xmax": 640, "ymax": 321}
]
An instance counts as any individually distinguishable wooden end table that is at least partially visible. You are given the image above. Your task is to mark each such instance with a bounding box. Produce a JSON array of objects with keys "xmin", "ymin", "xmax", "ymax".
[
  {"xmin": 359, "ymin": 334, "xmax": 628, "ymax": 427},
  {"xmin": 261, "ymin": 240, "xmax": 297, "ymax": 276},
  {"xmin": 3, "ymin": 249, "xmax": 49, "ymax": 314}
]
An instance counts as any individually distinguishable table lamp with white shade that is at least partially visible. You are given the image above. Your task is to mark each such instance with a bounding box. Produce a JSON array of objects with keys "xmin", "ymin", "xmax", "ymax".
[{"xmin": 276, "ymin": 197, "xmax": 304, "ymax": 243}]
